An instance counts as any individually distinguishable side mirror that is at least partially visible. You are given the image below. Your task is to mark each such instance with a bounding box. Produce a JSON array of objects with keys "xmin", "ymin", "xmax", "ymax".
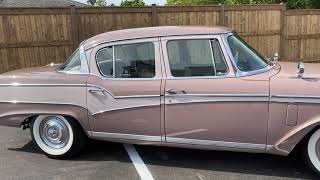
[
  {"xmin": 272, "ymin": 53, "xmax": 279, "ymax": 62},
  {"xmin": 297, "ymin": 62, "xmax": 304, "ymax": 78}
]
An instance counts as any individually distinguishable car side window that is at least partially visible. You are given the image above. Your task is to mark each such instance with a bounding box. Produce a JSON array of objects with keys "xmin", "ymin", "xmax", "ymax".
[
  {"xmin": 167, "ymin": 39, "xmax": 228, "ymax": 77},
  {"xmin": 96, "ymin": 46, "xmax": 113, "ymax": 77},
  {"xmin": 96, "ymin": 42, "xmax": 155, "ymax": 78}
]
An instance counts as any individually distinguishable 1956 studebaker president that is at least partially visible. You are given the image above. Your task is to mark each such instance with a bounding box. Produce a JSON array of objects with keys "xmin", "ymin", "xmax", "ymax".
[{"xmin": 1, "ymin": 26, "xmax": 320, "ymax": 174}]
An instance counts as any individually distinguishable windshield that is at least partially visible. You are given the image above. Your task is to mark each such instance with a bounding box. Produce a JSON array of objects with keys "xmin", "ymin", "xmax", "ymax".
[{"xmin": 227, "ymin": 34, "xmax": 269, "ymax": 72}]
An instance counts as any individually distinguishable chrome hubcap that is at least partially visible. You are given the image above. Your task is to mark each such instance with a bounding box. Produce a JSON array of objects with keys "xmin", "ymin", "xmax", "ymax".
[{"xmin": 39, "ymin": 116, "xmax": 69, "ymax": 149}]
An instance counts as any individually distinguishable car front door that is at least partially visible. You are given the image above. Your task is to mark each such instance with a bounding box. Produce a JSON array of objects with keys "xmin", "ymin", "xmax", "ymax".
[
  {"xmin": 162, "ymin": 35, "xmax": 273, "ymax": 151},
  {"xmin": 87, "ymin": 38, "xmax": 164, "ymax": 142}
]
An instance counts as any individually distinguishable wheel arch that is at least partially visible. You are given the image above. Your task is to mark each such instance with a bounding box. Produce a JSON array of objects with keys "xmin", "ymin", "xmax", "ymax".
[
  {"xmin": 22, "ymin": 113, "xmax": 89, "ymax": 136},
  {"xmin": 269, "ymin": 119, "xmax": 320, "ymax": 156},
  {"xmin": 0, "ymin": 103, "xmax": 91, "ymax": 137}
]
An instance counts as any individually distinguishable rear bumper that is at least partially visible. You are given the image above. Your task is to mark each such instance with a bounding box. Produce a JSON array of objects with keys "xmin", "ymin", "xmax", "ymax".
[{"xmin": 0, "ymin": 114, "xmax": 28, "ymax": 127}]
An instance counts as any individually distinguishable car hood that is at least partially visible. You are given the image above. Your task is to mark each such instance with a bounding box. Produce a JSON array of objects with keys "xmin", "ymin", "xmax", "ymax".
[{"xmin": 273, "ymin": 62, "xmax": 320, "ymax": 79}]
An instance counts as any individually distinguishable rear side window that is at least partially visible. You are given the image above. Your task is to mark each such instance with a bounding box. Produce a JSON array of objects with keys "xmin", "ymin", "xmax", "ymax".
[
  {"xmin": 96, "ymin": 42, "xmax": 155, "ymax": 78},
  {"xmin": 60, "ymin": 49, "xmax": 81, "ymax": 72},
  {"xmin": 167, "ymin": 39, "xmax": 228, "ymax": 77},
  {"xmin": 58, "ymin": 44, "xmax": 89, "ymax": 74}
]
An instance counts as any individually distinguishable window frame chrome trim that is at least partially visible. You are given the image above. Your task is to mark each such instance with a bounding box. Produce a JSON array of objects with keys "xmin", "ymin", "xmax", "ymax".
[
  {"xmin": 221, "ymin": 33, "xmax": 272, "ymax": 77},
  {"xmin": 95, "ymin": 41, "xmax": 157, "ymax": 80},
  {"xmin": 165, "ymin": 37, "xmax": 231, "ymax": 78},
  {"xmin": 95, "ymin": 46, "xmax": 114, "ymax": 78},
  {"xmin": 209, "ymin": 39, "xmax": 217, "ymax": 76},
  {"xmin": 89, "ymin": 73, "xmax": 163, "ymax": 81}
]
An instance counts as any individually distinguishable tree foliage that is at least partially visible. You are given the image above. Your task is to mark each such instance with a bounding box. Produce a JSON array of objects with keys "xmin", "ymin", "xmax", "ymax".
[
  {"xmin": 166, "ymin": 0, "xmax": 219, "ymax": 6},
  {"xmin": 87, "ymin": 0, "xmax": 96, "ymax": 6},
  {"xmin": 96, "ymin": 0, "xmax": 107, "ymax": 6},
  {"xmin": 166, "ymin": 0, "xmax": 320, "ymax": 9},
  {"xmin": 87, "ymin": 0, "xmax": 107, "ymax": 6},
  {"xmin": 120, "ymin": 0, "xmax": 146, "ymax": 6}
]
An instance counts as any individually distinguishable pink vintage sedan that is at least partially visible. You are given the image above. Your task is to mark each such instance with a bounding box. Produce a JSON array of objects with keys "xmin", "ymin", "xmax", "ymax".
[{"xmin": 0, "ymin": 26, "xmax": 320, "ymax": 174}]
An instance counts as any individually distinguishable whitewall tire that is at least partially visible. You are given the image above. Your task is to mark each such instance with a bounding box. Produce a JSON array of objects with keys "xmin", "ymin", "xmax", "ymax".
[
  {"xmin": 306, "ymin": 128, "xmax": 320, "ymax": 174},
  {"xmin": 31, "ymin": 115, "xmax": 87, "ymax": 159}
]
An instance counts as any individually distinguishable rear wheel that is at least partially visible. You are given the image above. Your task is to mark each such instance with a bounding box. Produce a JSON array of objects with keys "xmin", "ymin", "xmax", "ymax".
[
  {"xmin": 304, "ymin": 128, "xmax": 320, "ymax": 175},
  {"xmin": 31, "ymin": 115, "xmax": 87, "ymax": 159}
]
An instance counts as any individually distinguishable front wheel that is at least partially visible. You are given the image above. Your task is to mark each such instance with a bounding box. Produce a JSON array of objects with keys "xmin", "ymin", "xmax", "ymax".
[
  {"xmin": 304, "ymin": 128, "xmax": 320, "ymax": 175},
  {"xmin": 31, "ymin": 115, "xmax": 87, "ymax": 159}
]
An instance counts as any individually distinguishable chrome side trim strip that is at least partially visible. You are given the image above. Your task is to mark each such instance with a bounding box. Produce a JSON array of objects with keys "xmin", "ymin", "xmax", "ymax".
[
  {"xmin": 167, "ymin": 93, "xmax": 269, "ymax": 97},
  {"xmin": 0, "ymin": 100, "xmax": 85, "ymax": 108},
  {"xmin": 166, "ymin": 94, "xmax": 270, "ymax": 104},
  {"xmin": 89, "ymin": 131, "xmax": 270, "ymax": 151},
  {"xmin": 89, "ymin": 74, "xmax": 163, "ymax": 81},
  {"xmin": 266, "ymin": 145, "xmax": 274, "ymax": 151},
  {"xmin": 115, "ymin": 95, "xmax": 160, "ymax": 99},
  {"xmin": 87, "ymin": 84, "xmax": 160, "ymax": 99},
  {"xmin": 86, "ymin": 84, "xmax": 116, "ymax": 98},
  {"xmin": 89, "ymin": 131, "xmax": 162, "ymax": 142},
  {"xmin": 0, "ymin": 83, "xmax": 87, "ymax": 87},
  {"xmin": 0, "ymin": 83, "xmax": 160, "ymax": 100},
  {"xmin": 92, "ymin": 103, "xmax": 161, "ymax": 115},
  {"xmin": 166, "ymin": 137, "xmax": 266, "ymax": 150},
  {"xmin": 271, "ymin": 95, "xmax": 320, "ymax": 104}
]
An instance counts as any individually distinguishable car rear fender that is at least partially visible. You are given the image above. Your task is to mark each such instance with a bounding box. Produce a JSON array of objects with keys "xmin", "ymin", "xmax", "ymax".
[{"xmin": 0, "ymin": 103, "xmax": 91, "ymax": 136}]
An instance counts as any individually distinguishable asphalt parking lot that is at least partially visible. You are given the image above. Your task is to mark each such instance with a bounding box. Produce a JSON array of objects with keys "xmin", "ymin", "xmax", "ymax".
[{"xmin": 0, "ymin": 126, "xmax": 318, "ymax": 180}]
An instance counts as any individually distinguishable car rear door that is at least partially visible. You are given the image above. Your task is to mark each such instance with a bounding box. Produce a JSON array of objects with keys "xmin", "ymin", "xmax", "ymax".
[
  {"xmin": 161, "ymin": 35, "xmax": 270, "ymax": 151},
  {"xmin": 86, "ymin": 38, "xmax": 164, "ymax": 142}
]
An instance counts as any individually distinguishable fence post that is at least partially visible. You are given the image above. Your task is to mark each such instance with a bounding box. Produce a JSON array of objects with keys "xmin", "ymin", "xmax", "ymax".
[
  {"xmin": 151, "ymin": 4, "xmax": 158, "ymax": 27},
  {"xmin": 280, "ymin": 2, "xmax": 287, "ymax": 60},
  {"xmin": 70, "ymin": 5, "xmax": 79, "ymax": 50},
  {"xmin": 219, "ymin": 4, "xmax": 225, "ymax": 26}
]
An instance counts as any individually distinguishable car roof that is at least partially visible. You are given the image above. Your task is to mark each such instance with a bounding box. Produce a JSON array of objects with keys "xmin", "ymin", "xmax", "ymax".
[{"xmin": 83, "ymin": 26, "xmax": 232, "ymax": 50}]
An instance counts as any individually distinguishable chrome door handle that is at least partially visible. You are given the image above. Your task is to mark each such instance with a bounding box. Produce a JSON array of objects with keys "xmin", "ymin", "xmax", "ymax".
[
  {"xmin": 166, "ymin": 89, "xmax": 187, "ymax": 95},
  {"xmin": 88, "ymin": 89, "xmax": 105, "ymax": 94}
]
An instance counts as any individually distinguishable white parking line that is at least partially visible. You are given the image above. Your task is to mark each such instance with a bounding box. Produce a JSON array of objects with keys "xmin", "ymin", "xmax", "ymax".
[{"xmin": 124, "ymin": 144, "xmax": 155, "ymax": 180}]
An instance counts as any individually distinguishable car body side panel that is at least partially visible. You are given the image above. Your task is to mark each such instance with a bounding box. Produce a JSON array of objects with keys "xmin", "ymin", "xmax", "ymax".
[
  {"xmin": 161, "ymin": 35, "xmax": 278, "ymax": 150},
  {"xmin": 0, "ymin": 103, "xmax": 90, "ymax": 134},
  {"xmin": 86, "ymin": 76, "xmax": 162, "ymax": 136},
  {"xmin": 86, "ymin": 38, "xmax": 163, "ymax": 138},
  {"xmin": 268, "ymin": 62, "xmax": 320, "ymax": 155},
  {"xmin": 164, "ymin": 78, "xmax": 270, "ymax": 145},
  {"xmin": 0, "ymin": 71, "xmax": 90, "ymax": 132}
]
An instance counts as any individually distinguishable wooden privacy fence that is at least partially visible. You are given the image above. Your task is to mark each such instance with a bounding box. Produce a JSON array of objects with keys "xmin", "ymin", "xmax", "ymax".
[{"xmin": 0, "ymin": 4, "xmax": 319, "ymax": 73}]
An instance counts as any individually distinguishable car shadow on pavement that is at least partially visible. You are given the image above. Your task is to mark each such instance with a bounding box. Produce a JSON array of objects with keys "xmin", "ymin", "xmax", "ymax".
[
  {"xmin": 9, "ymin": 140, "xmax": 319, "ymax": 179},
  {"xmin": 8, "ymin": 139, "xmax": 131, "ymax": 163},
  {"xmin": 135, "ymin": 145, "xmax": 319, "ymax": 179}
]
